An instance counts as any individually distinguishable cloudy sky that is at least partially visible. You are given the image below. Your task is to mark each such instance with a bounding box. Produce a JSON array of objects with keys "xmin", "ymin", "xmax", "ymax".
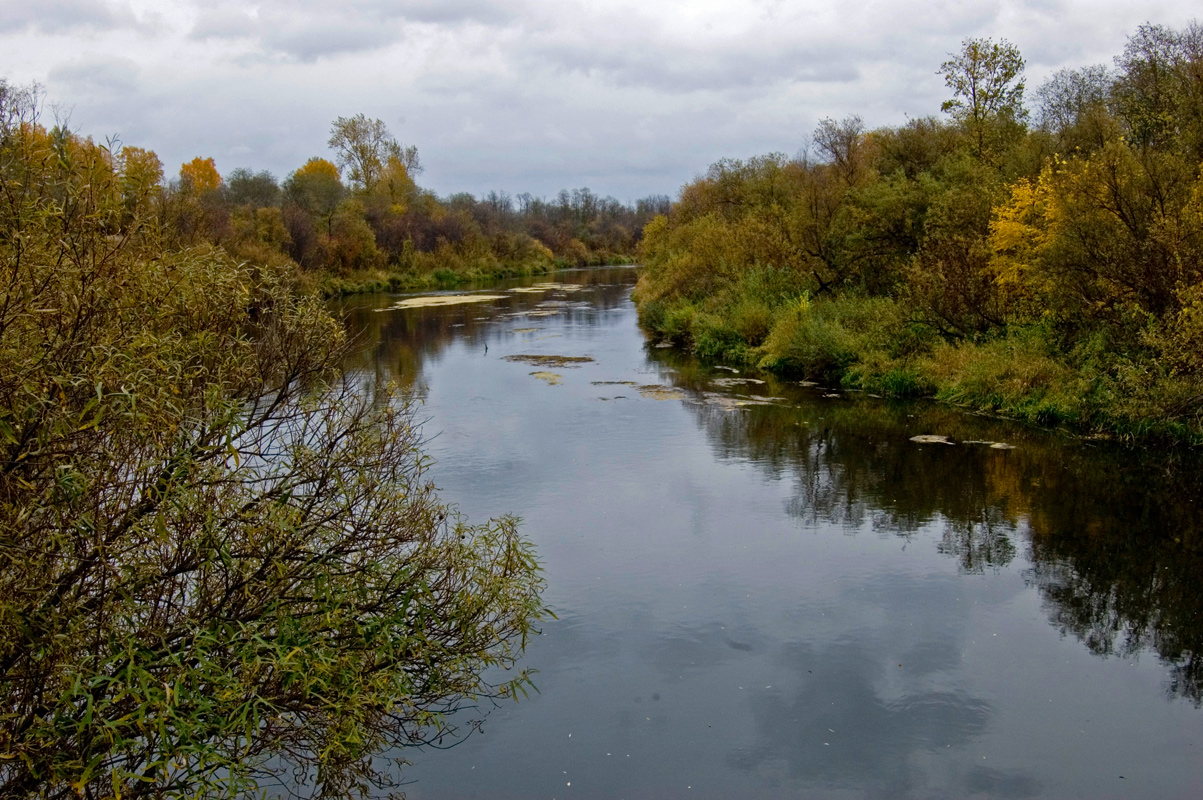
[{"xmin": 1, "ymin": 1, "xmax": 1196, "ymax": 201}]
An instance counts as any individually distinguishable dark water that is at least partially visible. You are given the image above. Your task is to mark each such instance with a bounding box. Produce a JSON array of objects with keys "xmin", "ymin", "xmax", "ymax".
[{"xmin": 338, "ymin": 267, "xmax": 1203, "ymax": 800}]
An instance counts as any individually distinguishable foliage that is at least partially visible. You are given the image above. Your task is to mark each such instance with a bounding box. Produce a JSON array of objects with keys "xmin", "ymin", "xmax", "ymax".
[
  {"xmin": 150, "ymin": 131, "xmax": 659, "ymax": 290},
  {"xmin": 939, "ymin": 37, "xmax": 1028, "ymax": 157},
  {"xmin": 328, "ymin": 114, "xmax": 420, "ymax": 192},
  {"xmin": 633, "ymin": 22, "xmax": 1203, "ymax": 444},
  {"xmin": 1, "ymin": 85, "xmax": 545, "ymax": 798}
]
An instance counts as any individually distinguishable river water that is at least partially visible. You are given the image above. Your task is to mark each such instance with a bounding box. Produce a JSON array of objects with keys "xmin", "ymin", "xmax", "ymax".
[{"xmin": 337, "ymin": 266, "xmax": 1203, "ymax": 799}]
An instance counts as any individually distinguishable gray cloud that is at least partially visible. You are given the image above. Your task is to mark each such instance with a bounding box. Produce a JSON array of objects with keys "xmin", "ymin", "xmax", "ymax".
[
  {"xmin": 49, "ymin": 54, "xmax": 139, "ymax": 95},
  {"xmin": 0, "ymin": 0, "xmax": 137, "ymax": 35},
  {"xmin": 5, "ymin": 0, "xmax": 1200, "ymax": 200},
  {"xmin": 190, "ymin": 0, "xmax": 520, "ymax": 61},
  {"xmin": 533, "ymin": 37, "xmax": 860, "ymax": 93},
  {"xmin": 189, "ymin": 7, "xmax": 257, "ymax": 41}
]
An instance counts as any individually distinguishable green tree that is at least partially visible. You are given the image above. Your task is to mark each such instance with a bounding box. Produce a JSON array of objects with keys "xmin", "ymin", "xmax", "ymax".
[
  {"xmin": 1, "ymin": 86, "xmax": 543, "ymax": 799},
  {"xmin": 1111, "ymin": 22, "xmax": 1203, "ymax": 160},
  {"xmin": 939, "ymin": 37, "xmax": 1028, "ymax": 156},
  {"xmin": 1034, "ymin": 65, "xmax": 1112, "ymax": 138},
  {"xmin": 224, "ymin": 167, "xmax": 280, "ymax": 208}
]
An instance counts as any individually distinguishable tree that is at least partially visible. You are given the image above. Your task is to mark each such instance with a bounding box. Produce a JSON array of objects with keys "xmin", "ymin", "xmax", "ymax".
[
  {"xmin": 328, "ymin": 114, "xmax": 420, "ymax": 193},
  {"xmin": 1, "ymin": 86, "xmax": 544, "ymax": 799},
  {"xmin": 285, "ymin": 158, "xmax": 345, "ymax": 220},
  {"xmin": 812, "ymin": 115, "xmax": 872, "ymax": 186},
  {"xmin": 115, "ymin": 145, "xmax": 163, "ymax": 220},
  {"xmin": 281, "ymin": 158, "xmax": 349, "ymax": 267},
  {"xmin": 1034, "ymin": 65, "xmax": 1113, "ymax": 149},
  {"xmin": 1111, "ymin": 22, "xmax": 1203, "ymax": 160},
  {"xmin": 225, "ymin": 167, "xmax": 280, "ymax": 208},
  {"xmin": 179, "ymin": 155, "xmax": 222, "ymax": 194},
  {"xmin": 939, "ymin": 37, "xmax": 1028, "ymax": 156}
]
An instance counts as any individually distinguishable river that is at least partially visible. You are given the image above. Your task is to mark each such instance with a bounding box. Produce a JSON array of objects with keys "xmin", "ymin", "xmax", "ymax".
[{"xmin": 336, "ymin": 266, "xmax": 1203, "ymax": 799}]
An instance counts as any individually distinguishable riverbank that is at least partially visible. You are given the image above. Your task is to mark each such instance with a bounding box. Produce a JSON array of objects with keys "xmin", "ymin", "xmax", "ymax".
[
  {"xmin": 629, "ymin": 24, "xmax": 1203, "ymax": 448},
  {"xmin": 633, "ymin": 288, "xmax": 1203, "ymax": 447},
  {"xmin": 301, "ymin": 254, "xmax": 635, "ymax": 298}
]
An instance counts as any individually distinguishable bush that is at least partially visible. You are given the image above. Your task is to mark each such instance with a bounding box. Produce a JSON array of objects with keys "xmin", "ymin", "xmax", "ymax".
[
  {"xmin": 1, "ymin": 86, "xmax": 544, "ymax": 799},
  {"xmin": 758, "ymin": 296, "xmax": 913, "ymax": 381}
]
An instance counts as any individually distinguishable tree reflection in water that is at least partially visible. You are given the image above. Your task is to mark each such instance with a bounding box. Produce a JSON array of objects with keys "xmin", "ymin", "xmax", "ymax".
[{"xmin": 646, "ymin": 346, "xmax": 1203, "ymax": 706}]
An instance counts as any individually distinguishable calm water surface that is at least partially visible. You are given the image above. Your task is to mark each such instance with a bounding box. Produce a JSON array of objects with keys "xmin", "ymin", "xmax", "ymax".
[{"xmin": 338, "ymin": 267, "xmax": 1203, "ymax": 799}]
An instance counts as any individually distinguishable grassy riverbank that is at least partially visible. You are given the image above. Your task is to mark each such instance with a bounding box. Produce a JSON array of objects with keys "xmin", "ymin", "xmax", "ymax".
[
  {"xmin": 303, "ymin": 254, "xmax": 634, "ymax": 298},
  {"xmin": 637, "ymin": 288, "xmax": 1203, "ymax": 444},
  {"xmin": 633, "ymin": 27, "xmax": 1203, "ymax": 446}
]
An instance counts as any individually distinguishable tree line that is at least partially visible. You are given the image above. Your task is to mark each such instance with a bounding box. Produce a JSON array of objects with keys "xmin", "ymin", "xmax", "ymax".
[
  {"xmin": 633, "ymin": 22, "xmax": 1203, "ymax": 444},
  {"xmin": 141, "ymin": 113, "xmax": 669, "ymax": 294}
]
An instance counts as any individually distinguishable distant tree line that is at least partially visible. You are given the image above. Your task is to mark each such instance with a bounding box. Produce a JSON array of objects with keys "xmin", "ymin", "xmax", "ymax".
[
  {"xmin": 134, "ymin": 113, "xmax": 670, "ymax": 292},
  {"xmin": 634, "ymin": 22, "xmax": 1203, "ymax": 443}
]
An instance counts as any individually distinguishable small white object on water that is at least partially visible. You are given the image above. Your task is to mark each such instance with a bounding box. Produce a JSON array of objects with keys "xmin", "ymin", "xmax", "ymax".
[{"xmin": 910, "ymin": 434, "xmax": 954, "ymax": 445}]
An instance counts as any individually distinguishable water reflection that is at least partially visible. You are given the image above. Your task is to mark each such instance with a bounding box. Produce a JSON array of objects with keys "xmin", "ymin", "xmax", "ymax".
[
  {"xmin": 643, "ymin": 345, "xmax": 1203, "ymax": 705},
  {"xmin": 335, "ymin": 269, "xmax": 635, "ymax": 394},
  {"xmin": 341, "ymin": 267, "xmax": 1203, "ymax": 798},
  {"xmin": 732, "ymin": 580, "xmax": 1007, "ymax": 796}
]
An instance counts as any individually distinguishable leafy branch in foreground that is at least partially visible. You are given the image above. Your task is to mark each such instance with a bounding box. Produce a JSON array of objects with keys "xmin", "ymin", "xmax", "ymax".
[{"xmin": 0, "ymin": 80, "xmax": 546, "ymax": 799}]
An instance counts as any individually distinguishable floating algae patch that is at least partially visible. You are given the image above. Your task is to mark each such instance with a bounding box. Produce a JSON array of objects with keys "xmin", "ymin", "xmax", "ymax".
[
  {"xmin": 736, "ymin": 394, "xmax": 786, "ymax": 405},
  {"xmin": 503, "ymin": 354, "xmax": 595, "ymax": 368},
  {"xmin": 711, "ymin": 377, "xmax": 765, "ymax": 387},
  {"xmin": 637, "ymin": 384, "xmax": 687, "ymax": 401},
  {"xmin": 695, "ymin": 393, "xmax": 785, "ymax": 410},
  {"xmin": 910, "ymin": 434, "xmax": 955, "ymax": 445},
  {"xmin": 592, "ymin": 380, "xmax": 638, "ymax": 386},
  {"xmin": 508, "ymin": 283, "xmax": 585, "ymax": 294},
  {"xmin": 961, "ymin": 440, "xmax": 1017, "ymax": 450},
  {"xmin": 531, "ymin": 371, "xmax": 563, "ymax": 385},
  {"xmin": 382, "ymin": 294, "xmax": 507, "ymax": 310}
]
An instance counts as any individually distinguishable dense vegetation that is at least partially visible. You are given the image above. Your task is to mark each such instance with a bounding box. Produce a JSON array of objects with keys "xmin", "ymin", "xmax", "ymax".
[
  {"xmin": 143, "ymin": 112, "xmax": 666, "ymax": 297},
  {"xmin": 0, "ymin": 83, "xmax": 545, "ymax": 797},
  {"xmin": 633, "ymin": 24, "xmax": 1203, "ymax": 444}
]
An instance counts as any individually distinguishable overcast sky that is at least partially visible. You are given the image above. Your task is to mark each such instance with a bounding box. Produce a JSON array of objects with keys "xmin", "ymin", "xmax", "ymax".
[{"xmin": 1, "ymin": 1, "xmax": 1196, "ymax": 201}]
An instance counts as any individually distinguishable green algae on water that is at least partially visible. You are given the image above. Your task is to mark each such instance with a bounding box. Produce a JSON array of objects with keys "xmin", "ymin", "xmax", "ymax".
[
  {"xmin": 503, "ymin": 354, "xmax": 595, "ymax": 368},
  {"xmin": 382, "ymin": 294, "xmax": 507, "ymax": 310}
]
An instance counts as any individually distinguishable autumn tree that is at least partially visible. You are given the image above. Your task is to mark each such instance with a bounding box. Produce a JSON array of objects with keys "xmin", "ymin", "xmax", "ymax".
[
  {"xmin": 1, "ymin": 85, "xmax": 544, "ymax": 799},
  {"xmin": 939, "ymin": 37, "xmax": 1028, "ymax": 157},
  {"xmin": 328, "ymin": 114, "xmax": 420, "ymax": 192},
  {"xmin": 813, "ymin": 115, "xmax": 873, "ymax": 187},
  {"xmin": 169, "ymin": 156, "xmax": 227, "ymax": 243},
  {"xmin": 115, "ymin": 145, "xmax": 163, "ymax": 221},
  {"xmin": 178, "ymin": 155, "xmax": 222, "ymax": 194}
]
